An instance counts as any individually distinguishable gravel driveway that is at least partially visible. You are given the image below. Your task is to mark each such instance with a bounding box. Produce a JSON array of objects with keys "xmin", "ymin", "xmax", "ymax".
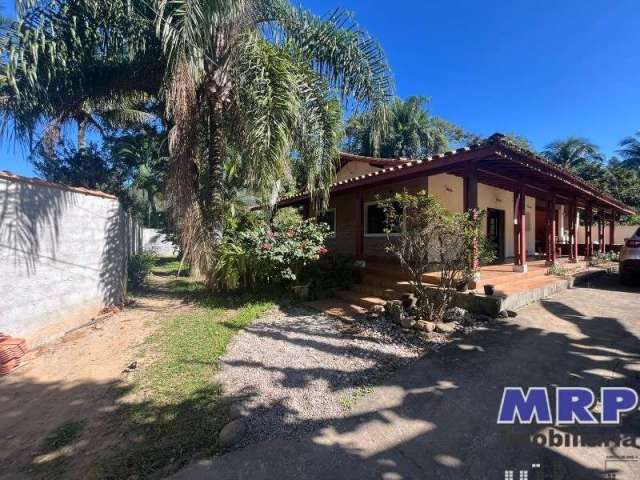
[{"xmin": 218, "ymin": 305, "xmax": 431, "ymax": 446}]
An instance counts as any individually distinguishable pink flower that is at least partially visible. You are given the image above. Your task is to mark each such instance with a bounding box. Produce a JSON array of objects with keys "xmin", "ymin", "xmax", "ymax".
[
  {"xmin": 261, "ymin": 243, "xmax": 272, "ymax": 251},
  {"xmin": 318, "ymin": 246, "xmax": 328, "ymax": 255}
]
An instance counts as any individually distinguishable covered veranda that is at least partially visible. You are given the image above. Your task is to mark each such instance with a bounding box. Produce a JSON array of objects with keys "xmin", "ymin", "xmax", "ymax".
[{"xmin": 279, "ymin": 134, "xmax": 635, "ymax": 278}]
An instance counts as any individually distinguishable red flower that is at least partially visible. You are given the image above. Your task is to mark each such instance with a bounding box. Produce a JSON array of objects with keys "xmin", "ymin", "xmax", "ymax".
[{"xmin": 319, "ymin": 246, "xmax": 328, "ymax": 255}]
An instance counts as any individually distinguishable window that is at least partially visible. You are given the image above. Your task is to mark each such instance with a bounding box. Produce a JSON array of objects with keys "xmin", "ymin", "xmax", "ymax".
[
  {"xmin": 365, "ymin": 201, "xmax": 402, "ymax": 236},
  {"xmin": 318, "ymin": 209, "xmax": 336, "ymax": 234}
]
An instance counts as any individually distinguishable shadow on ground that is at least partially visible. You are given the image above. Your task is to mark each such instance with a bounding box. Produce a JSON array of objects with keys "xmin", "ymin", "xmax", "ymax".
[{"xmin": 1, "ymin": 274, "xmax": 639, "ymax": 480}]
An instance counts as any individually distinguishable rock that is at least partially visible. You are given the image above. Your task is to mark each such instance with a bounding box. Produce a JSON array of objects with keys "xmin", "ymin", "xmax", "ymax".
[
  {"xmin": 400, "ymin": 293, "xmax": 418, "ymax": 310},
  {"xmin": 443, "ymin": 307, "xmax": 468, "ymax": 323},
  {"xmin": 218, "ymin": 419, "xmax": 246, "ymax": 448},
  {"xmin": 414, "ymin": 320, "xmax": 435, "ymax": 333},
  {"xmin": 435, "ymin": 322, "xmax": 457, "ymax": 334},
  {"xmin": 122, "ymin": 361, "xmax": 138, "ymax": 373},
  {"xmin": 506, "ymin": 310, "xmax": 518, "ymax": 318},
  {"xmin": 474, "ymin": 314, "xmax": 493, "ymax": 323},
  {"xmin": 400, "ymin": 316, "xmax": 416, "ymax": 329},
  {"xmin": 496, "ymin": 310, "xmax": 509, "ymax": 319}
]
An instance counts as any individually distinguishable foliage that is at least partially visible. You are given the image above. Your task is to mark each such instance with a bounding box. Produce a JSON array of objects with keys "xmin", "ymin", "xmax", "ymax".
[
  {"xmin": 380, "ymin": 191, "xmax": 488, "ymax": 322},
  {"xmin": 546, "ymin": 263, "xmax": 569, "ymax": 277},
  {"xmin": 304, "ymin": 252, "xmax": 356, "ymax": 299},
  {"xmin": 214, "ymin": 211, "xmax": 330, "ymax": 291},
  {"xmin": 542, "ymin": 137, "xmax": 603, "ymax": 171},
  {"xmin": 344, "ymin": 96, "xmax": 465, "ymax": 158},
  {"xmin": 154, "ymin": 1, "xmax": 393, "ymax": 284},
  {"xmin": 127, "ymin": 250, "xmax": 157, "ymax": 291},
  {"xmin": 589, "ymin": 251, "xmax": 619, "ymax": 266},
  {"xmin": 617, "ymin": 130, "xmax": 640, "ymax": 169}
]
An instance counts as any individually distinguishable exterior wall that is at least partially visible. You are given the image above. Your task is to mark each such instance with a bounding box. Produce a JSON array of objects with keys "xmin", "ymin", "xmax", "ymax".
[
  {"xmin": 326, "ymin": 172, "xmax": 537, "ymax": 261},
  {"xmin": 427, "ymin": 174, "xmax": 464, "ymax": 213},
  {"xmin": 142, "ymin": 228, "xmax": 176, "ymax": 257},
  {"xmin": 578, "ymin": 224, "xmax": 639, "ymax": 245},
  {"xmin": 0, "ymin": 177, "xmax": 140, "ymax": 346},
  {"xmin": 335, "ymin": 161, "xmax": 381, "ymax": 182}
]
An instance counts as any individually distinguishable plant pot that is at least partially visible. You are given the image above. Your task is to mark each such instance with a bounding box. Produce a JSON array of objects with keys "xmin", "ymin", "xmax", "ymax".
[
  {"xmin": 455, "ymin": 281, "xmax": 468, "ymax": 293},
  {"xmin": 290, "ymin": 283, "xmax": 310, "ymax": 301},
  {"xmin": 483, "ymin": 284, "xmax": 496, "ymax": 296}
]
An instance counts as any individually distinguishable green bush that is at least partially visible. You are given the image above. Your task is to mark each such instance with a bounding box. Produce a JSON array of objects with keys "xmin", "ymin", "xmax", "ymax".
[
  {"xmin": 128, "ymin": 251, "xmax": 157, "ymax": 291},
  {"xmin": 214, "ymin": 211, "xmax": 331, "ymax": 291},
  {"xmin": 304, "ymin": 252, "xmax": 356, "ymax": 299}
]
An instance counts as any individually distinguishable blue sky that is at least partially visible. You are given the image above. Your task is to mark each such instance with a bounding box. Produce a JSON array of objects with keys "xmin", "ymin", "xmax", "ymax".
[{"xmin": 2, "ymin": 0, "xmax": 640, "ymax": 176}]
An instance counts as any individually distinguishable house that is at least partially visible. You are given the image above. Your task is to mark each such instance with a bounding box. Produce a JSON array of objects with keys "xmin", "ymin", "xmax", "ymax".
[{"xmin": 279, "ymin": 134, "xmax": 634, "ymax": 277}]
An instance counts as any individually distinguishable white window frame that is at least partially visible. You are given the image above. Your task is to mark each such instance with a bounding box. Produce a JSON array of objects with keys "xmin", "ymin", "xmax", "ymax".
[
  {"xmin": 364, "ymin": 200, "xmax": 402, "ymax": 237},
  {"xmin": 318, "ymin": 208, "xmax": 336, "ymax": 237}
]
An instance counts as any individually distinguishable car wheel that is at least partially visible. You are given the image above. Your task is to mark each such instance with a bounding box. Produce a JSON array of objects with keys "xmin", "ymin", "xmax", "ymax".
[{"xmin": 619, "ymin": 269, "xmax": 631, "ymax": 285}]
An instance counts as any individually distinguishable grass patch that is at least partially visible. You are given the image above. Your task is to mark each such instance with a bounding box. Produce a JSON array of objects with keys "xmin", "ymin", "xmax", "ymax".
[
  {"xmin": 339, "ymin": 384, "xmax": 374, "ymax": 411},
  {"xmin": 151, "ymin": 257, "xmax": 190, "ymax": 277},
  {"xmin": 96, "ymin": 285, "xmax": 275, "ymax": 479},
  {"xmin": 31, "ymin": 420, "xmax": 87, "ymax": 476}
]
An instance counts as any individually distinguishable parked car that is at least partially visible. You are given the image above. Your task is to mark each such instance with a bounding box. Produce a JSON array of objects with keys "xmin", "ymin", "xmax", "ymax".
[{"xmin": 620, "ymin": 227, "xmax": 640, "ymax": 284}]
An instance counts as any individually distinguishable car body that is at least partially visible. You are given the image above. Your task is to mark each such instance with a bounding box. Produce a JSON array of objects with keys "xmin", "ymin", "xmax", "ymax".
[{"xmin": 619, "ymin": 227, "xmax": 640, "ymax": 283}]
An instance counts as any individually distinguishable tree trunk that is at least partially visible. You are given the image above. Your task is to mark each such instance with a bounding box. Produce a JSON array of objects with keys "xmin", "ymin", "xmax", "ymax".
[
  {"xmin": 201, "ymin": 92, "xmax": 227, "ymax": 289},
  {"xmin": 77, "ymin": 119, "xmax": 87, "ymax": 153}
]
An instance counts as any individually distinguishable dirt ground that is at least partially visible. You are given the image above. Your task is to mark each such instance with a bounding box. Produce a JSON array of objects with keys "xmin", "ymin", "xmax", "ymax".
[{"xmin": 0, "ymin": 273, "xmax": 192, "ymax": 479}]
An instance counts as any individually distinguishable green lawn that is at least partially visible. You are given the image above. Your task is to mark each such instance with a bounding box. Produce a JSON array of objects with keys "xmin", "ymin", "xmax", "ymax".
[{"xmin": 96, "ymin": 259, "xmax": 275, "ymax": 479}]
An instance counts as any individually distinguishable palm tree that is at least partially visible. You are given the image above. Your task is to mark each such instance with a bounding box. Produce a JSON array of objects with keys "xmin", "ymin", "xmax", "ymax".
[
  {"xmin": 617, "ymin": 131, "xmax": 640, "ymax": 169},
  {"xmin": 344, "ymin": 96, "xmax": 463, "ymax": 159},
  {"xmin": 542, "ymin": 137, "xmax": 603, "ymax": 171},
  {"xmin": 154, "ymin": 1, "xmax": 393, "ymax": 280}
]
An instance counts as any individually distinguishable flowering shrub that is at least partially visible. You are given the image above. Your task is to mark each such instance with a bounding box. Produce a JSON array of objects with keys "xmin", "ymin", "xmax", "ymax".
[
  {"xmin": 214, "ymin": 209, "xmax": 330, "ymax": 291},
  {"xmin": 243, "ymin": 219, "xmax": 330, "ymax": 284}
]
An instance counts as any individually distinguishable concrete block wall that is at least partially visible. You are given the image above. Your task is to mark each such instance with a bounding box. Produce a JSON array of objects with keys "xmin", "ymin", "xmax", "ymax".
[{"xmin": 0, "ymin": 176, "xmax": 140, "ymax": 346}]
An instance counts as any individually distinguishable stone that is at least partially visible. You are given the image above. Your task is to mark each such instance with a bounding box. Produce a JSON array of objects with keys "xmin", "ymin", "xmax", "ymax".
[
  {"xmin": 218, "ymin": 419, "xmax": 246, "ymax": 448},
  {"xmin": 443, "ymin": 307, "xmax": 468, "ymax": 323},
  {"xmin": 368, "ymin": 305, "xmax": 386, "ymax": 318},
  {"xmin": 414, "ymin": 320, "xmax": 435, "ymax": 333},
  {"xmin": 496, "ymin": 310, "xmax": 509, "ymax": 319},
  {"xmin": 400, "ymin": 293, "xmax": 418, "ymax": 310},
  {"xmin": 400, "ymin": 316, "xmax": 416, "ymax": 329},
  {"xmin": 506, "ymin": 310, "xmax": 518, "ymax": 318},
  {"xmin": 474, "ymin": 314, "xmax": 493, "ymax": 323},
  {"xmin": 435, "ymin": 322, "xmax": 457, "ymax": 334}
]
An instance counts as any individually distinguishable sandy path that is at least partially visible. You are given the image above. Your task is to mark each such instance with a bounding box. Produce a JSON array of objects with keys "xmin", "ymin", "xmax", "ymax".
[{"xmin": 0, "ymin": 275, "xmax": 190, "ymax": 479}]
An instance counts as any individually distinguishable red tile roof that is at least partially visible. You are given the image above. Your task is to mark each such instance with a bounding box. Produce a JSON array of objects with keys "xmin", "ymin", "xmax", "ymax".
[{"xmin": 0, "ymin": 171, "xmax": 118, "ymax": 200}]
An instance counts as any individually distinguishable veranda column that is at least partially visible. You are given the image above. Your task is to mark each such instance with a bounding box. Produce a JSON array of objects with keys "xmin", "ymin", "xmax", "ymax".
[
  {"xmin": 609, "ymin": 211, "xmax": 616, "ymax": 252},
  {"xmin": 550, "ymin": 196, "xmax": 557, "ymax": 264},
  {"xmin": 568, "ymin": 201, "xmax": 578, "ymax": 263},
  {"xmin": 598, "ymin": 214, "xmax": 605, "ymax": 254},
  {"xmin": 545, "ymin": 196, "xmax": 558, "ymax": 266},
  {"xmin": 585, "ymin": 203, "xmax": 593, "ymax": 259},
  {"xmin": 463, "ymin": 162, "xmax": 480, "ymax": 274},
  {"xmin": 513, "ymin": 190, "xmax": 527, "ymax": 272},
  {"xmin": 355, "ymin": 191, "xmax": 365, "ymax": 266}
]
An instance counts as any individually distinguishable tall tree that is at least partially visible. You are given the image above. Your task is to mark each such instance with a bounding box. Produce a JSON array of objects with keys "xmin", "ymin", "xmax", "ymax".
[
  {"xmin": 542, "ymin": 136, "xmax": 603, "ymax": 171},
  {"xmin": 154, "ymin": 1, "xmax": 393, "ymax": 281},
  {"xmin": 617, "ymin": 130, "xmax": 640, "ymax": 169},
  {"xmin": 344, "ymin": 96, "xmax": 463, "ymax": 158}
]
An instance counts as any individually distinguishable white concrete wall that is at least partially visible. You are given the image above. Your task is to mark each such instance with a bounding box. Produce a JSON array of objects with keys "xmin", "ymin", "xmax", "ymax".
[
  {"xmin": 428, "ymin": 174, "xmax": 535, "ymax": 257},
  {"xmin": 142, "ymin": 228, "xmax": 176, "ymax": 257},
  {"xmin": 0, "ymin": 177, "xmax": 139, "ymax": 346}
]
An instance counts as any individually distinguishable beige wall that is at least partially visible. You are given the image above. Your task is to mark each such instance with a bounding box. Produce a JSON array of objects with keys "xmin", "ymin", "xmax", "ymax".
[
  {"xmin": 335, "ymin": 161, "xmax": 381, "ymax": 182},
  {"xmin": 326, "ymin": 173, "xmax": 538, "ymax": 260},
  {"xmin": 578, "ymin": 223, "xmax": 639, "ymax": 245}
]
